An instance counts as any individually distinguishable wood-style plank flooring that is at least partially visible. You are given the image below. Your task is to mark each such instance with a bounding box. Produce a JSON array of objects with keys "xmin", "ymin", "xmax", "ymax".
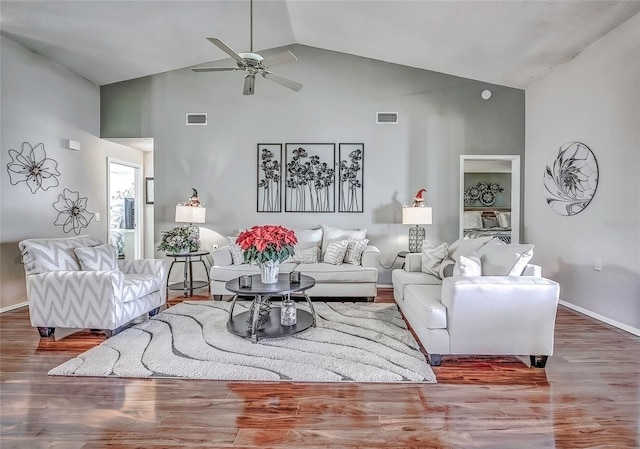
[{"xmin": 1, "ymin": 288, "xmax": 639, "ymax": 448}]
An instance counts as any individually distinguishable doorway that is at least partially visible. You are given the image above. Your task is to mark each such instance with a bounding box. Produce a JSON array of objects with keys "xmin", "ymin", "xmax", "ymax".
[{"xmin": 108, "ymin": 159, "xmax": 143, "ymax": 259}]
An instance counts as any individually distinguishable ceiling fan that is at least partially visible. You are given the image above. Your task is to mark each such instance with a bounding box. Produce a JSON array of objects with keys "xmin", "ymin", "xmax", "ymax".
[{"xmin": 192, "ymin": 0, "xmax": 302, "ymax": 95}]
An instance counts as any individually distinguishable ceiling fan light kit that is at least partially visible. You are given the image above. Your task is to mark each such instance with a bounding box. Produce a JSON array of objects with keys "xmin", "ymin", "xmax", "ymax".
[{"xmin": 192, "ymin": 0, "xmax": 302, "ymax": 95}]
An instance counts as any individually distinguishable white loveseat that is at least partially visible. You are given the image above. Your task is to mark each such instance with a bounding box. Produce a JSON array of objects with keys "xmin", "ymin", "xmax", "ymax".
[
  {"xmin": 392, "ymin": 237, "xmax": 560, "ymax": 367},
  {"xmin": 209, "ymin": 226, "xmax": 380, "ymax": 300}
]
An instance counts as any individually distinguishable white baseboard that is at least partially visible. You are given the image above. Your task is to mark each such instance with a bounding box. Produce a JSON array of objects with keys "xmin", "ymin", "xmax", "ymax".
[
  {"xmin": 0, "ymin": 301, "xmax": 28, "ymax": 314},
  {"xmin": 377, "ymin": 284, "xmax": 393, "ymax": 289},
  {"xmin": 559, "ymin": 299, "xmax": 640, "ymax": 337}
]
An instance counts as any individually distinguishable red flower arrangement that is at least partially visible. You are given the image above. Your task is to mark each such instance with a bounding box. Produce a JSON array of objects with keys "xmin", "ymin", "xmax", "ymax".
[{"xmin": 236, "ymin": 225, "xmax": 297, "ymax": 264}]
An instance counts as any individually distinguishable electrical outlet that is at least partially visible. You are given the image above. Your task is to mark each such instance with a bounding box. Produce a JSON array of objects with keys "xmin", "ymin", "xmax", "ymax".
[
  {"xmin": 95, "ymin": 212, "xmax": 100, "ymax": 222},
  {"xmin": 594, "ymin": 258, "xmax": 602, "ymax": 271}
]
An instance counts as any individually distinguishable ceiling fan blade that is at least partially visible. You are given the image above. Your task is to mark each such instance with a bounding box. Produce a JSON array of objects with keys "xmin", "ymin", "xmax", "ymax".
[
  {"xmin": 207, "ymin": 38, "xmax": 245, "ymax": 64},
  {"xmin": 243, "ymin": 75, "xmax": 256, "ymax": 95},
  {"xmin": 192, "ymin": 67, "xmax": 238, "ymax": 72},
  {"xmin": 262, "ymin": 72, "xmax": 303, "ymax": 92},
  {"xmin": 261, "ymin": 50, "xmax": 297, "ymax": 69}
]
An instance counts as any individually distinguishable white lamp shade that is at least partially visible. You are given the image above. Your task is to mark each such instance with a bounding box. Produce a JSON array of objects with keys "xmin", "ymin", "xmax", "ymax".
[
  {"xmin": 175, "ymin": 205, "xmax": 206, "ymax": 224},
  {"xmin": 402, "ymin": 207, "xmax": 432, "ymax": 225}
]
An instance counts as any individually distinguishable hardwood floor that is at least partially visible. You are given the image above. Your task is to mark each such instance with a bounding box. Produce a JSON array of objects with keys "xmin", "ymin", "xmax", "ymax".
[{"xmin": 1, "ymin": 288, "xmax": 639, "ymax": 448}]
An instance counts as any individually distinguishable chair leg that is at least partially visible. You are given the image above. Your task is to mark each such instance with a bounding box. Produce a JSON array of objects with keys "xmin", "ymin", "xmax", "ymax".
[
  {"xmin": 148, "ymin": 307, "xmax": 161, "ymax": 317},
  {"xmin": 37, "ymin": 327, "xmax": 55, "ymax": 338},
  {"xmin": 213, "ymin": 295, "xmax": 222, "ymax": 301},
  {"xmin": 428, "ymin": 354, "xmax": 442, "ymax": 366},
  {"xmin": 530, "ymin": 355, "xmax": 549, "ymax": 368},
  {"xmin": 104, "ymin": 324, "xmax": 128, "ymax": 339}
]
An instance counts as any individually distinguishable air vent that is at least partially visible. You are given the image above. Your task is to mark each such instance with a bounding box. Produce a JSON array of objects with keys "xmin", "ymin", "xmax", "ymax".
[
  {"xmin": 186, "ymin": 113, "xmax": 207, "ymax": 125},
  {"xmin": 376, "ymin": 112, "xmax": 398, "ymax": 124}
]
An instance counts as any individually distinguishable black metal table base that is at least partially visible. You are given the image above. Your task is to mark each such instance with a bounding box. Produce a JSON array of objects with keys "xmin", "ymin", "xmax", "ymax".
[{"xmin": 226, "ymin": 306, "xmax": 314, "ymax": 341}]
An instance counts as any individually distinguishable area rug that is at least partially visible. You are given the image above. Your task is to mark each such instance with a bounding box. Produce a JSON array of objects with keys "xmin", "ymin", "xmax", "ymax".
[{"xmin": 49, "ymin": 301, "xmax": 436, "ymax": 383}]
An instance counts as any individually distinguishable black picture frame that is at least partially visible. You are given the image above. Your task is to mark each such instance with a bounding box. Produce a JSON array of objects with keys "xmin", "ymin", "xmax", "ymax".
[
  {"xmin": 257, "ymin": 143, "xmax": 282, "ymax": 212},
  {"xmin": 285, "ymin": 143, "xmax": 336, "ymax": 213},
  {"xmin": 145, "ymin": 177, "xmax": 154, "ymax": 204},
  {"xmin": 338, "ymin": 143, "xmax": 364, "ymax": 213}
]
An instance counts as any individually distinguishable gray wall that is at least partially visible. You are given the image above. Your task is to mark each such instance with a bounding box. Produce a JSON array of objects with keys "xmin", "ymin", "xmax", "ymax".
[
  {"xmin": 0, "ymin": 35, "xmax": 144, "ymax": 311},
  {"xmin": 102, "ymin": 44, "xmax": 525, "ymax": 284},
  {"xmin": 525, "ymin": 13, "xmax": 640, "ymax": 333}
]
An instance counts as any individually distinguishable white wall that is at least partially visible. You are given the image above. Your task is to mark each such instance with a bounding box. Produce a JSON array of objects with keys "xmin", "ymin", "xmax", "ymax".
[
  {"xmin": 103, "ymin": 44, "xmax": 525, "ymax": 284},
  {"xmin": 0, "ymin": 36, "xmax": 144, "ymax": 310},
  {"xmin": 525, "ymin": 13, "xmax": 640, "ymax": 332}
]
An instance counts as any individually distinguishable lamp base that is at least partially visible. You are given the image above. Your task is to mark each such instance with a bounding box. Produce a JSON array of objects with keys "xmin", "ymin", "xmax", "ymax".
[{"xmin": 408, "ymin": 226, "xmax": 425, "ymax": 253}]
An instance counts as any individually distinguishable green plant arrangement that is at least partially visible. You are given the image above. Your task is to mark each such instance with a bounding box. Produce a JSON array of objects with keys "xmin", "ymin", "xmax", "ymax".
[{"xmin": 157, "ymin": 225, "xmax": 201, "ymax": 254}]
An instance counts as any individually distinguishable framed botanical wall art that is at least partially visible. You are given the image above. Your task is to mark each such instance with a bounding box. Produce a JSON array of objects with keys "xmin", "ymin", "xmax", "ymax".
[
  {"xmin": 257, "ymin": 144, "xmax": 282, "ymax": 212},
  {"xmin": 285, "ymin": 143, "xmax": 336, "ymax": 212},
  {"xmin": 338, "ymin": 143, "xmax": 364, "ymax": 213}
]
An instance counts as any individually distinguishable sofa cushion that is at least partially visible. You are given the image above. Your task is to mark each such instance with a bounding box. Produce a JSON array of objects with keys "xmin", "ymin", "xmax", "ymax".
[
  {"xmin": 211, "ymin": 262, "xmax": 377, "ymax": 283},
  {"xmin": 447, "ymin": 236, "xmax": 493, "ymax": 261},
  {"xmin": 421, "ymin": 240, "xmax": 448, "ymax": 276},
  {"xmin": 74, "ymin": 244, "xmax": 119, "ymax": 271},
  {"xmin": 391, "ymin": 268, "xmax": 441, "ymax": 301},
  {"xmin": 122, "ymin": 273, "xmax": 159, "ymax": 303},
  {"xmin": 19, "ymin": 235, "xmax": 103, "ymax": 274},
  {"xmin": 323, "ymin": 240, "xmax": 349, "ymax": 265},
  {"xmin": 453, "ymin": 252, "xmax": 482, "ymax": 277},
  {"xmin": 477, "ymin": 241, "xmax": 534, "ymax": 276},
  {"xmin": 404, "ymin": 285, "xmax": 447, "ymax": 329},
  {"xmin": 321, "ymin": 225, "xmax": 367, "ymax": 258},
  {"xmin": 344, "ymin": 239, "xmax": 369, "ymax": 265}
]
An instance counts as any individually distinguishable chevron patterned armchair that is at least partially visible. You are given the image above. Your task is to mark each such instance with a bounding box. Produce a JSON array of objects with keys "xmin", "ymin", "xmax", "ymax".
[{"xmin": 19, "ymin": 235, "xmax": 167, "ymax": 338}]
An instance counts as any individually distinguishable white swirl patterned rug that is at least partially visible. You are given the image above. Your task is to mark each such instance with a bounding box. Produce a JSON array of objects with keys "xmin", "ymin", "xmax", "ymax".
[{"xmin": 49, "ymin": 301, "xmax": 436, "ymax": 383}]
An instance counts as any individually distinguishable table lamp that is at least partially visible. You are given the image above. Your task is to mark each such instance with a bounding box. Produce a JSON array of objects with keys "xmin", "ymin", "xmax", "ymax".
[
  {"xmin": 174, "ymin": 205, "xmax": 206, "ymax": 226},
  {"xmin": 402, "ymin": 206, "xmax": 432, "ymax": 253}
]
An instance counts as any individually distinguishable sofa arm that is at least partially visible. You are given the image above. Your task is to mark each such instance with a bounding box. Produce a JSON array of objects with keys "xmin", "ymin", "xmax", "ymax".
[
  {"xmin": 441, "ymin": 276, "xmax": 560, "ymax": 355},
  {"xmin": 210, "ymin": 246, "xmax": 233, "ymax": 266},
  {"xmin": 26, "ymin": 271, "xmax": 124, "ymax": 329},
  {"xmin": 361, "ymin": 245, "xmax": 380, "ymax": 268},
  {"xmin": 404, "ymin": 253, "xmax": 422, "ymax": 272}
]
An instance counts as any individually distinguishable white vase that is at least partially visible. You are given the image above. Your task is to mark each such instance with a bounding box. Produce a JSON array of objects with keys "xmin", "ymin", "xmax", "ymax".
[{"xmin": 259, "ymin": 260, "xmax": 280, "ymax": 284}]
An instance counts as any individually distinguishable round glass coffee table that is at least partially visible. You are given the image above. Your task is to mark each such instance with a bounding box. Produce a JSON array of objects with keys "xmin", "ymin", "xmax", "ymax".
[{"xmin": 225, "ymin": 274, "xmax": 316, "ymax": 343}]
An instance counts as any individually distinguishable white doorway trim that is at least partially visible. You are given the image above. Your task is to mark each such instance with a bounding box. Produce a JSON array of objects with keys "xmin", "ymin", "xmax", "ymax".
[{"xmin": 107, "ymin": 158, "xmax": 143, "ymax": 259}]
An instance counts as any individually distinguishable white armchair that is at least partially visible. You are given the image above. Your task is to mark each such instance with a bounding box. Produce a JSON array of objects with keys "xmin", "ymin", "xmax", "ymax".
[{"xmin": 19, "ymin": 235, "xmax": 167, "ymax": 338}]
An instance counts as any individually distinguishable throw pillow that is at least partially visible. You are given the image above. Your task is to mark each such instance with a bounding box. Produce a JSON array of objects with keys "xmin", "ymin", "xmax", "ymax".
[
  {"xmin": 344, "ymin": 239, "xmax": 369, "ymax": 265},
  {"xmin": 323, "ymin": 240, "xmax": 349, "ymax": 265},
  {"xmin": 477, "ymin": 241, "xmax": 534, "ymax": 276},
  {"xmin": 482, "ymin": 214, "xmax": 499, "ymax": 229},
  {"xmin": 421, "ymin": 240, "xmax": 448, "ymax": 277},
  {"xmin": 496, "ymin": 211, "xmax": 511, "ymax": 228},
  {"xmin": 321, "ymin": 225, "xmax": 367, "ymax": 259},
  {"xmin": 447, "ymin": 236, "xmax": 493, "ymax": 262},
  {"xmin": 293, "ymin": 246, "xmax": 320, "ymax": 264},
  {"xmin": 74, "ymin": 244, "xmax": 118, "ymax": 271},
  {"xmin": 439, "ymin": 259, "xmax": 455, "ymax": 278},
  {"xmin": 226, "ymin": 236, "xmax": 244, "ymax": 265},
  {"xmin": 453, "ymin": 252, "xmax": 482, "ymax": 277},
  {"xmin": 463, "ymin": 211, "xmax": 483, "ymax": 229},
  {"xmin": 293, "ymin": 228, "xmax": 323, "ymax": 249}
]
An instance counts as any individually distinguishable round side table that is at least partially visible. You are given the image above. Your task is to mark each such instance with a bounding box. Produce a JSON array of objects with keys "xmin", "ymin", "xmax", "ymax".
[{"xmin": 166, "ymin": 251, "xmax": 210, "ymax": 297}]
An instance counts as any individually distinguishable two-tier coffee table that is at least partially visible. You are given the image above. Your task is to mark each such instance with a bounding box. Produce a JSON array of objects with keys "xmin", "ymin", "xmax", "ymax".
[{"xmin": 225, "ymin": 274, "xmax": 316, "ymax": 343}]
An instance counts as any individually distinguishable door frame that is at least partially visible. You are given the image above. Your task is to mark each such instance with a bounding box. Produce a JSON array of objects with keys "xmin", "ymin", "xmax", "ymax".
[{"xmin": 107, "ymin": 157, "xmax": 143, "ymax": 259}]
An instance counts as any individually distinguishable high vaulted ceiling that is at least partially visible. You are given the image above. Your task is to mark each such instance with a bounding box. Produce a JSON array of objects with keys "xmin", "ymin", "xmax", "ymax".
[{"xmin": 1, "ymin": 1, "xmax": 639, "ymax": 88}]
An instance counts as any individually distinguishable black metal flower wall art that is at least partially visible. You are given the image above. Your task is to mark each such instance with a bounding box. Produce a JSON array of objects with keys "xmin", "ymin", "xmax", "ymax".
[
  {"xmin": 257, "ymin": 146, "xmax": 281, "ymax": 212},
  {"xmin": 543, "ymin": 142, "xmax": 599, "ymax": 216},
  {"xmin": 338, "ymin": 146, "xmax": 364, "ymax": 212},
  {"xmin": 285, "ymin": 145, "xmax": 335, "ymax": 212},
  {"xmin": 53, "ymin": 188, "xmax": 95, "ymax": 235},
  {"xmin": 6, "ymin": 142, "xmax": 60, "ymax": 194}
]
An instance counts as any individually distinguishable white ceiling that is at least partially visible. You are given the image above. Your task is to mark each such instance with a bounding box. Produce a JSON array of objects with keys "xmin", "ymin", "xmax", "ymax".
[{"xmin": 1, "ymin": 1, "xmax": 639, "ymax": 88}]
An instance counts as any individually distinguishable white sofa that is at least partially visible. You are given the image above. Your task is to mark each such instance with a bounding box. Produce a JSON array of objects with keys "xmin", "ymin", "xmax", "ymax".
[
  {"xmin": 392, "ymin": 237, "xmax": 560, "ymax": 367},
  {"xmin": 209, "ymin": 226, "xmax": 380, "ymax": 300}
]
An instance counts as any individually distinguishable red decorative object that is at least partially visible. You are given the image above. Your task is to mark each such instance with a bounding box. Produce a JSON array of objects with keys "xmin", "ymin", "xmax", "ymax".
[
  {"xmin": 411, "ymin": 188, "xmax": 427, "ymax": 207},
  {"xmin": 236, "ymin": 225, "xmax": 297, "ymax": 264}
]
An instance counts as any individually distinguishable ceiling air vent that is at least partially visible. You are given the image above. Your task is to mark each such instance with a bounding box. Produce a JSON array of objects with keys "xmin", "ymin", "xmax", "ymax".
[
  {"xmin": 186, "ymin": 113, "xmax": 207, "ymax": 125},
  {"xmin": 376, "ymin": 112, "xmax": 398, "ymax": 124}
]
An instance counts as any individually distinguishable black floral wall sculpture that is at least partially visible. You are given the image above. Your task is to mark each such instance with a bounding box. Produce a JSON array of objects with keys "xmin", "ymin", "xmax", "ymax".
[
  {"xmin": 338, "ymin": 144, "xmax": 364, "ymax": 213},
  {"xmin": 53, "ymin": 188, "xmax": 95, "ymax": 235},
  {"xmin": 6, "ymin": 142, "xmax": 60, "ymax": 194}
]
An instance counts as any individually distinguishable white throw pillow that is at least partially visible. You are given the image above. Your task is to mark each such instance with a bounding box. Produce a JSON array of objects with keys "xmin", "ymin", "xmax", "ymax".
[
  {"xmin": 321, "ymin": 225, "xmax": 367, "ymax": 258},
  {"xmin": 74, "ymin": 244, "xmax": 118, "ymax": 271},
  {"xmin": 293, "ymin": 246, "xmax": 319, "ymax": 264},
  {"xmin": 226, "ymin": 236, "xmax": 244, "ymax": 265},
  {"xmin": 293, "ymin": 228, "xmax": 323, "ymax": 249},
  {"xmin": 496, "ymin": 211, "xmax": 511, "ymax": 228},
  {"xmin": 421, "ymin": 240, "xmax": 448, "ymax": 277},
  {"xmin": 323, "ymin": 239, "xmax": 349, "ymax": 265},
  {"xmin": 447, "ymin": 236, "xmax": 493, "ymax": 262},
  {"xmin": 463, "ymin": 211, "xmax": 483, "ymax": 229},
  {"xmin": 453, "ymin": 252, "xmax": 482, "ymax": 277},
  {"xmin": 344, "ymin": 239, "xmax": 369, "ymax": 265},
  {"xmin": 477, "ymin": 241, "xmax": 534, "ymax": 276}
]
